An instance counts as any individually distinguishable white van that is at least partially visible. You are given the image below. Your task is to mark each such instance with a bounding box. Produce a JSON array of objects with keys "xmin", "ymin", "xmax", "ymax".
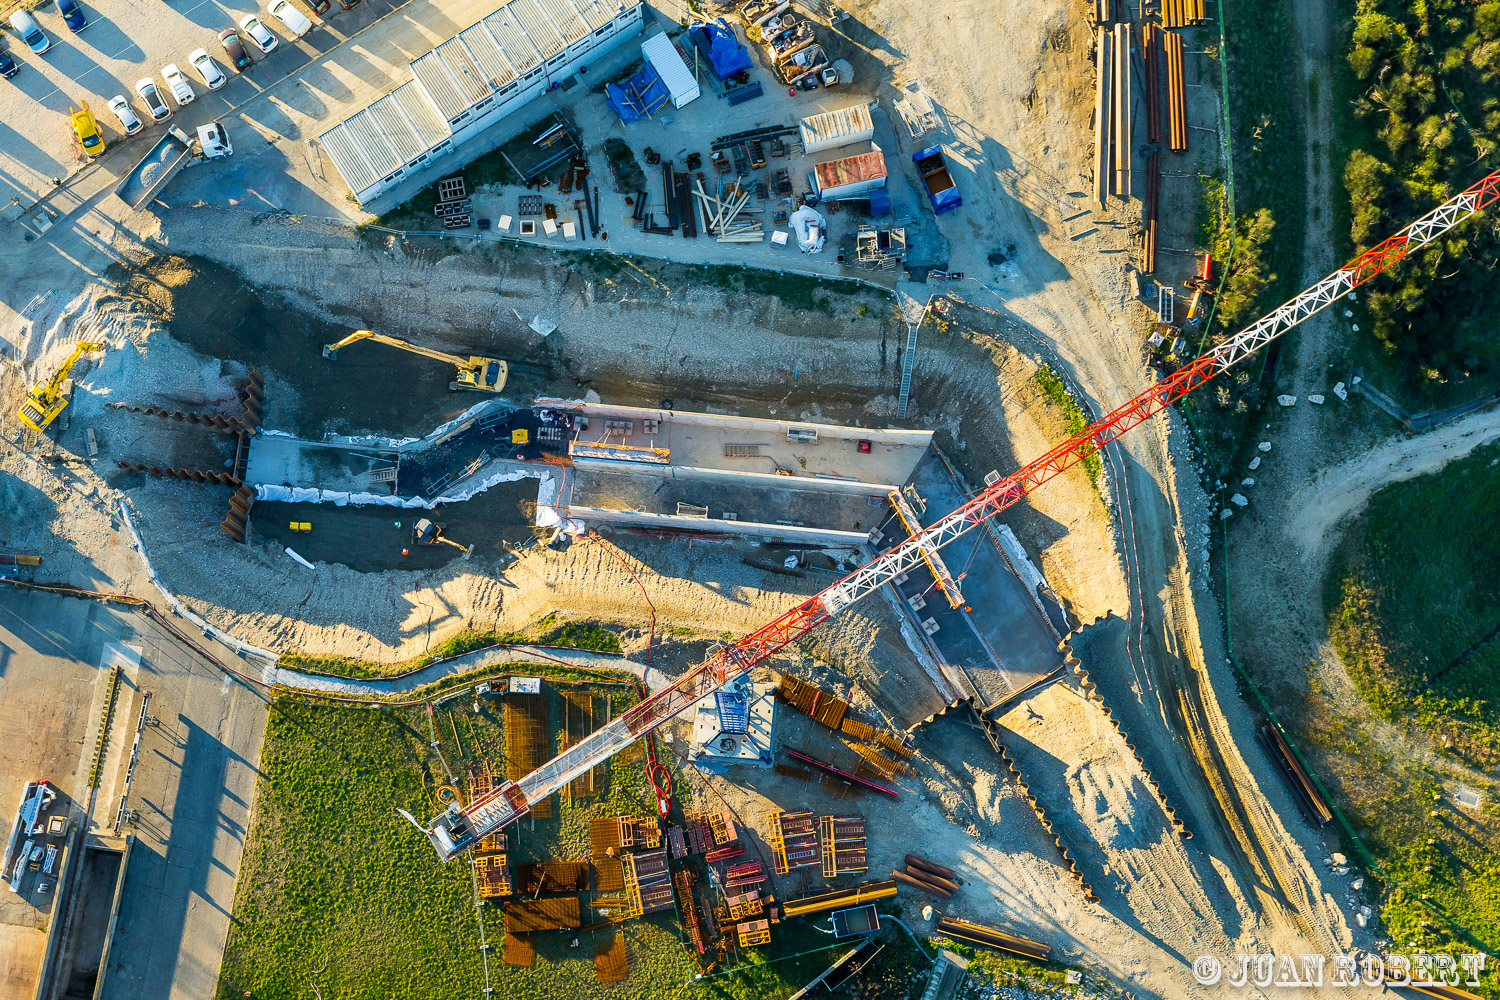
[{"xmin": 9, "ymin": 10, "xmax": 51, "ymax": 54}]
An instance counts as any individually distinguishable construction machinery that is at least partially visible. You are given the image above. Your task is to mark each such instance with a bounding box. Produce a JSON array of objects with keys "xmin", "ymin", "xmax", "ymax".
[
  {"xmin": 418, "ymin": 170, "xmax": 1500, "ymax": 861},
  {"xmin": 322, "ymin": 330, "xmax": 508, "ymax": 393},
  {"xmin": 413, "ymin": 518, "xmax": 473, "ymax": 557},
  {"xmin": 17, "ymin": 341, "xmax": 106, "ymax": 434}
]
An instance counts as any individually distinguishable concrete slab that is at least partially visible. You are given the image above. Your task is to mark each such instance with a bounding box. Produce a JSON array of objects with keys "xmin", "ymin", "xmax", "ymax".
[{"xmin": 243, "ymin": 435, "xmax": 400, "ymax": 490}]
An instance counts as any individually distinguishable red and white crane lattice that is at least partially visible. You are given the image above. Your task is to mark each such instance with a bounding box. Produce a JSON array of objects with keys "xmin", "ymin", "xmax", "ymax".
[{"xmin": 421, "ymin": 169, "xmax": 1500, "ymax": 861}]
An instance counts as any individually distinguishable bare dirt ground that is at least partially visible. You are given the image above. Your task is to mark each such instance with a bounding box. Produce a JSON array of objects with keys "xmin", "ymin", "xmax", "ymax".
[{"xmin": 0, "ymin": 0, "xmax": 1379, "ymax": 995}]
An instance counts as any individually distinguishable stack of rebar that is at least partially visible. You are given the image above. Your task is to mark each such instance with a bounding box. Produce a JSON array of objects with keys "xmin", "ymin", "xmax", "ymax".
[
  {"xmin": 1165, "ymin": 29, "xmax": 1189, "ymax": 152},
  {"xmin": 1093, "ymin": 26, "xmax": 1112, "ymax": 208},
  {"xmin": 891, "ymin": 853, "xmax": 961, "ymax": 898},
  {"xmin": 1144, "ymin": 24, "xmax": 1162, "ymax": 144},
  {"xmin": 1161, "ymin": 0, "xmax": 1205, "ymax": 28},
  {"xmin": 1142, "ymin": 153, "xmax": 1161, "ymax": 274},
  {"xmin": 1113, "ymin": 22, "xmax": 1132, "ymax": 198}
]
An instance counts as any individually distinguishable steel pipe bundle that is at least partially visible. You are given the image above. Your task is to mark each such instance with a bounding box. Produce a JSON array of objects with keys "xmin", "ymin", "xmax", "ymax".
[
  {"xmin": 1162, "ymin": 0, "xmax": 1205, "ymax": 28},
  {"xmin": 1165, "ymin": 30, "xmax": 1188, "ymax": 153},
  {"xmin": 893, "ymin": 869, "xmax": 953, "ymax": 898},
  {"xmin": 1142, "ymin": 153, "xmax": 1160, "ymax": 274}
]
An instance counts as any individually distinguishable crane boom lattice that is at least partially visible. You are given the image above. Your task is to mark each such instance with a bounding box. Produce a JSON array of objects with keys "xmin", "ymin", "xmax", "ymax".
[{"xmin": 420, "ymin": 168, "xmax": 1500, "ymax": 861}]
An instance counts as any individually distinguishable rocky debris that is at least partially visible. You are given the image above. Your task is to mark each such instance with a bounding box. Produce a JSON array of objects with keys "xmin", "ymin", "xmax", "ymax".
[
  {"xmin": 1248, "ymin": 456, "xmax": 1262, "ymax": 470},
  {"xmin": 1241, "ymin": 477, "xmax": 1255, "ymax": 487},
  {"xmin": 1277, "ymin": 394, "xmax": 1298, "ymax": 407},
  {"xmin": 1333, "ymin": 381, "xmax": 1348, "ymax": 400},
  {"xmin": 1308, "ymin": 393, "xmax": 1325, "ymax": 404},
  {"xmin": 1230, "ymin": 493, "xmax": 1249, "ymax": 507},
  {"xmin": 1258, "ymin": 441, "xmax": 1273, "ymax": 452}
]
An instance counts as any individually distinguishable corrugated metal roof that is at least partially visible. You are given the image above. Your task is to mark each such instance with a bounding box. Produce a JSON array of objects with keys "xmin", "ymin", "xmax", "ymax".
[
  {"xmin": 510, "ymin": 0, "xmax": 564, "ymax": 58},
  {"xmin": 437, "ymin": 36, "xmax": 496, "ymax": 105},
  {"xmin": 411, "ymin": 51, "xmax": 470, "ymax": 120},
  {"xmin": 390, "ymin": 81, "xmax": 450, "ymax": 146},
  {"xmin": 319, "ymin": 124, "xmax": 380, "ymax": 193},
  {"xmin": 573, "ymin": 0, "xmax": 617, "ymax": 31},
  {"xmin": 482, "ymin": 7, "xmax": 542, "ymax": 76},
  {"xmin": 814, "ymin": 150, "xmax": 887, "ymax": 189},
  {"xmin": 368, "ymin": 94, "xmax": 424, "ymax": 162},
  {"xmin": 344, "ymin": 112, "xmax": 402, "ymax": 178},
  {"xmin": 461, "ymin": 21, "xmax": 517, "ymax": 88},
  {"xmin": 799, "ymin": 104, "xmax": 874, "ymax": 151},
  {"xmin": 538, "ymin": 0, "xmax": 586, "ymax": 44}
]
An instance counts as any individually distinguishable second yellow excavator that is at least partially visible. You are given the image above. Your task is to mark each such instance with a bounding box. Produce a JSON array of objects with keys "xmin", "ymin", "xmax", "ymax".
[
  {"xmin": 322, "ymin": 329, "xmax": 508, "ymax": 393},
  {"xmin": 17, "ymin": 341, "xmax": 106, "ymax": 434}
]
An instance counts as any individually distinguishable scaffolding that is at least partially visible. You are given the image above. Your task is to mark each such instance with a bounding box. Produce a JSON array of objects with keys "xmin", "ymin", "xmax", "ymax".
[
  {"xmin": 726, "ymin": 890, "xmax": 764, "ymax": 920},
  {"xmin": 475, "ymin": 853, "xmax": 513, "ymax": 898},
  {"xmin": 623, "ymin": 848, "xmax": 673, "ymax": 915}
]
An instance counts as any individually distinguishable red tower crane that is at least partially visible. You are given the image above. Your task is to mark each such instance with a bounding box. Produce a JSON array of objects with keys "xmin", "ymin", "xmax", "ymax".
[{"xmin": 420, "ymin": 169, "xmax": 1500, "ymax": 861}]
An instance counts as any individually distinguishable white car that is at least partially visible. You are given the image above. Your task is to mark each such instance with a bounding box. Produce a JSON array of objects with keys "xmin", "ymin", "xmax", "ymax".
[
  {"xmin": 134, "ymin": 77, "xmax": 171, "ymax": 122},
  {"xmin": 106, "ymin": 95, "xmax": 143, "ymax": 135},
  {"xmin": 237, "ymin": 13, "xmax": 277, "ymax": 54},
  {"xmin": 162, "ymin": 64, "xmax": 194, "ymax": 106},
  {"xmin": 267, "ymin": 0, "xmax": 312, "ymax": 37},
  {"xmin": 189, "ymin": 48, "xmax": 227, "ymax": 90}
]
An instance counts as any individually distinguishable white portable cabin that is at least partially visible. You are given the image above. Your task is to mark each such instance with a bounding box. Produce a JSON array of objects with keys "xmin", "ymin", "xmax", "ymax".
[
  {"xmin": 641, "ymin": 32, "xmax": 701, "ymax": 109},
  {"xmin": 798, "ymin": 103, "xmax": 875, "ymax": 155}
]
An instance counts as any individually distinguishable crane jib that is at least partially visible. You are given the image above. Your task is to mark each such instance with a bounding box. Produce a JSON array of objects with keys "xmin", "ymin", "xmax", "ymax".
[{"xmin": 420, "ymin": 167, "xmax": 1500, "ymax": 861}]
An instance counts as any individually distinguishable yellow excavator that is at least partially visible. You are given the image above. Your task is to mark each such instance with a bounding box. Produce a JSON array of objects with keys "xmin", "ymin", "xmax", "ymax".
[
  {"xmin": 322, "ymin": 329, "xmax": 508, "ymax": 393},
  {"xmin": 17, "ymin": 341, "xmax": 106, "ymax": 434}
]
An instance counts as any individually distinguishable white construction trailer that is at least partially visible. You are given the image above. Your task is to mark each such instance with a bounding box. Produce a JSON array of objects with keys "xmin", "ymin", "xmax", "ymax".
[
  {"xmin": 642, "ymin": 33, "xmax": 701, "ymax": 109},
  {"xmin": 798, "ymin": 103, "xmax": 875, "ymax": 155}
]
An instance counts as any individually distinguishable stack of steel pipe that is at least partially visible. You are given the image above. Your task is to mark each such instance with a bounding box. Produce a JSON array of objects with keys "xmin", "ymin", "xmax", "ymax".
[
  {"xmin": 1165, "ymin": 30, "xmax": 1188, "ymax": 152},
  {"xmin": 1093, "ymin": 26, "xmax": 1113, "ymax": 208},
  {"xmin": 1161, "ymin": 0, "xmax": 1205, "ymax": 28},
  {"xmin": 1144, "ymin": 24, "xmax": 1162, "ymax": 144},
  {"xmin": 1112, "ymin": 22, "xmax": 1132, "ymax": 197},
  {"xmin": 1142, "ymin": 152, "xmax": 1160, "ymax": 274},
  {"xmin": 891, "ymin": 854, "xmax": 960, "ymax": 898}
]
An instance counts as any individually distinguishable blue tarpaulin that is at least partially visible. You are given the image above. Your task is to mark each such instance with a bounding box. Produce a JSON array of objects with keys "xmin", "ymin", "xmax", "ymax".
[
  {"xmin": 689, "ymin": 19, "xmax": 753, "ymax": 80},
  {"xmin": 606, "ymin": 63, "xmax": 672, "ymax": 123}
]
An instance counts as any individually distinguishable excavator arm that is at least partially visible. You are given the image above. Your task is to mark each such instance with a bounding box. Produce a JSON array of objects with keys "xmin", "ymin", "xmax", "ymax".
[
  {"xmin": 16, "ymin": 341, "xmax": 106, "ymax": 433},
  {"xmin": 322, "ymin": 329, "xmax": 470, "ymax": 367},
  {"xmin": 419, "ymin": 168, "xmax": 1500, "ymax": 861}
]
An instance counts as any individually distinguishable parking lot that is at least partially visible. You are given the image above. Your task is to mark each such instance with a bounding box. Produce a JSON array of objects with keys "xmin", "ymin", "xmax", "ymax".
[{"xmin": 0, "ymin": 0, "xmax": 414, "ymax": 201}]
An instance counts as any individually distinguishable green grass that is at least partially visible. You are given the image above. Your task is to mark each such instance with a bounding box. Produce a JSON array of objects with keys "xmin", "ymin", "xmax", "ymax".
[
  {"xmin": 1313, "ymin": 441, "xmax": 1500, "ymax": 983},
  {"xmin": 1324, "ymin": 441, "xmax": 1500, "ymax": 767},
  {"xmin": 541, "ymin": 622, "xmax": 624, "ymax": 655},
  {"xmin": 1031, "ymin": 363, "xmax": 1101, "ymax": 488},
  {"xmin": 219, "ymin": 693, "xmax": 707, "ymax": 1000},
  {"xmin": 278, "ymin": 629, "xmax": 532, "ymax": 680}
]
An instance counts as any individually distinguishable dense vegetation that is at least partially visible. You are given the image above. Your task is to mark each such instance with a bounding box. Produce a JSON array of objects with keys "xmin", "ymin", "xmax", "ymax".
[
  {"xmin": 1321, "ymin": 442, "xmax": 1500, "ymax": 981},
  {"xmin": 1342, "ymin": 0, "xmax": 1500, "ymax": 404},
  {"xmin": 1031, "ymin": 364, "xmax": 1102, "ymax": 487}
]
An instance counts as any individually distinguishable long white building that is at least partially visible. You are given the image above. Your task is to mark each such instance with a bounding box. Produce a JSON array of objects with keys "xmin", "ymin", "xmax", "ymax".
[{"xmin": 319, "ymin": 0, "xmax": 645, "ymax": 206}]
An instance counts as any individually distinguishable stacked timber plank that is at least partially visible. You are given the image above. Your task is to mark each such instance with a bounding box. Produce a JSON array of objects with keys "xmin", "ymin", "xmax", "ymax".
[
  {"xmin": 693, "ymin": 179, "xmax": 764, "ymax": 243},
  {"xmin": 1165, "ymin": 29, "xmax": 1189, "ymax": 152},
  {"xmin": 1094, "ymin": 0, "xmax": 1112, "ymax": 22},
  {"xmin": 1113, "ymin": 22, "xmax": 1132, "ymax": 197},
  {"xmin": 1093, "ymin": 26, "xmax": 1112, "ymax": 208},
  {"xmin": 1161, "ymin": 0, "xmax": 1206, "ymax": 28}
]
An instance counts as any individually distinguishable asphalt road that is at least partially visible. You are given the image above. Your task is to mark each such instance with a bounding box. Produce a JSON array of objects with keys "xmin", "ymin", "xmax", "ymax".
[{"xmin": 0, "ymin": 587, "xmax": 269, "ymax": 1000}]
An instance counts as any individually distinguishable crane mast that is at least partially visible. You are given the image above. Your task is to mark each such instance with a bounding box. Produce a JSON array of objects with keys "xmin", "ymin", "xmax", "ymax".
[{"xmin": 421, "ymin": 168, "xmax": 1500, "ymax": 861}]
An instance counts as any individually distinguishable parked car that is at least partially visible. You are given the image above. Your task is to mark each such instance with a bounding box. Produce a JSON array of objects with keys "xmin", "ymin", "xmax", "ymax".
[
  {"xmin": 0, "ymin": 45, "xmax": 18, "ymax": 79},
  {"xmin": 217, "ymin": 29, "xmax": 252, "ymax": 71},
  {"xmin": 306, "ymin": 0, "xmax": 329, "ymax": 13},
  {"xmin": 336, "ymin": 0, "xmax": 358, "ymax": 11},
  {"xmin": 189, "ymin": 48, "xmax": 227, "ymax": 89},
  {"xmin": 268, "ymin": 0, "xmax": 312, "ymax": 37},
  {"xmin": 162, "ymin": 63, "xmax": 194, "ymax": 106},
  {"xmin": 106, "ymin": 94, "xmax": 142, "ymax": 134},
  {"xmin": 237, "ymin": 13, "xmax": 277, "ymax": 53},
  {"xmin": 134, "ymin": 77, "xmax": 171, "ymax": 122},
  {"xmin": 9, "ymin": 11, "xmax": 50, "ymax": 54},
  {"xmin": 70, "ymin": 102, "xmax": 104, "ymax": 157},
  {"xmin": 55, "ymin": 0, "xmax": 86, "ymax": 31}
]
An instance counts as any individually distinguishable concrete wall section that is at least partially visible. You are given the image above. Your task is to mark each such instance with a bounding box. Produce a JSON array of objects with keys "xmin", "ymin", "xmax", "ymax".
[
  {"xmin": 564, "ymin": 506, "xmax": 870, "ymax": 547},
  {"xmin": 569, "ymin": 458, "xmax": 897, "ymax": 496}
]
